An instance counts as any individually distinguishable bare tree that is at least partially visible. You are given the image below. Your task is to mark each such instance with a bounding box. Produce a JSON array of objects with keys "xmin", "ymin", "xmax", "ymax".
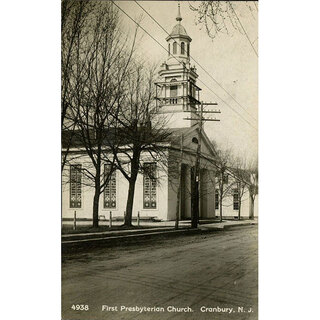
[
  {"xmin": 107, "ymin": 62, "xmax": 171, "ymax": 227},
  {"xmin": 228, "ymin": 155, "xmax": 258, "ymax": 220},
  {"xmin": 188, "ymin": 1, "xmax": 257, "ymax": 40},
  {"xmin": 229, "ymin": 156, "xmax": 250, "ymax": 220},
  {"xmin": 211, "ymin": 143, "xmax": 234, "ymax": 222},
  {"xmin": 247, "ymin": 158, "xmax": 258, "ymax": 220},
  {"xmin": 61, "ymin": 0, "xmax": 96, "ymax": 170},
  {"xmin": 62, "ymin": 2, "xmax": 138, "ymax": 228}
]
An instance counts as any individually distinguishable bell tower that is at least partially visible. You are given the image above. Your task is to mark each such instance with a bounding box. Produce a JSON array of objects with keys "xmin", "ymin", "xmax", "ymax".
[{"xmin": 155, "ymin": 2, "xmax": 201, "ymax": 128}]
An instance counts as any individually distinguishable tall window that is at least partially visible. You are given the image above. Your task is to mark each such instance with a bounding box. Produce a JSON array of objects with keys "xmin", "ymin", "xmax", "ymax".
[
  {"xmin": 187, "ymin": 43, "xmax": 190, "ymax": 57},
  {"xmin": 215, "ymin": 189, "xmax": 219, "ymax": 209},
  {"xmin": 233, "ymin": 189, "xmax": 239, "ymax": 210},
  {"xmin": 168, "ymin": 43, "xmax": 170, "ymax": 55},
  {"xmin": 181, "ymin": 42, "xmax": 185, "ymax": 54},
  {"xmin": 189, "ymin": 80, "xmax": 196, "ymax": 98},
  {"xmin": 173, "ymin": 42, "xmax": 177, "ymax": 54},
  {"xmin": 143, "ymin": 163, "xmax": 157, "ymax": 209},
  {"xmin": 170, "ymin": 79, "xmax": 178, "ymax": 104},
  {"xmin": 170, "ymin": 85, "xmax": 177, "ymax": 97},
  {"xmin": 104, "ymin": 164, "xmax": 117, "ymax": 208},
  {"xmin": 70, "ymin": 164, "xmax": 81, "ymax": 208}
]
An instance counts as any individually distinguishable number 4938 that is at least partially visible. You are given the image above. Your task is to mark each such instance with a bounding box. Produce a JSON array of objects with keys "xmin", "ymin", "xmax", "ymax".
[{"xmin": 71, "ymin": 304, "xmax": 89, "ymax": 311}]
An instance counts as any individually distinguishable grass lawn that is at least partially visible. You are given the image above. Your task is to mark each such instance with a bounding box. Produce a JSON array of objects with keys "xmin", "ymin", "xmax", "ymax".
[{"xmin": 61, "ymin": 224, "xmax": 157, "ymax": 235}]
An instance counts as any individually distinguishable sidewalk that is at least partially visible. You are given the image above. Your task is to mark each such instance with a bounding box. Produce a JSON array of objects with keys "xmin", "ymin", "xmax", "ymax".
[{"xmin": 62, "ymin": 219, "xmax": 257, "ymax": 247}]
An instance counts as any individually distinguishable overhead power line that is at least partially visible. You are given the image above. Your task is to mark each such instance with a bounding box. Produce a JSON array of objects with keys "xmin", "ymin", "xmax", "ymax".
[
  {"xmin": 229, "ymin": 3, "xmax": 258, "ymax": 57},
  {"xmin": 111, "ymin": 1, "xmax": 257, "ymax": 131},
  {"xmin": 134, "ymin": 0, "xmax": 257, "ymax": 123}
]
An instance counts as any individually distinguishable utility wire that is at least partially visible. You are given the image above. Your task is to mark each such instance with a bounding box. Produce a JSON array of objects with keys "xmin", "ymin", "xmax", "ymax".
[
  {"xmin": 230, "ymin": 3, "xmax": 258, "ymax": 57},
  {"xmin": 112, "ymin": 1, "xmax": 257, "ymax": 131},
  {"xmin": 134, "ymin": 0, "xmax": 257, "ymax": 123}
]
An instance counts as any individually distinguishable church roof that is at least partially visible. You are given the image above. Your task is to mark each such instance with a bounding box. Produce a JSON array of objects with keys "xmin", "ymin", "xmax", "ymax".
[
  {"xmin": 166, "ymin": 23, "xmax": 192, "ymax": 41},
  {"xmin": 170, "ymin": 24, "xmax": 189, "ymax": 37},
  {"xmin": 62, "ymin": 127, "xmax": 217, "ymax": 159}
]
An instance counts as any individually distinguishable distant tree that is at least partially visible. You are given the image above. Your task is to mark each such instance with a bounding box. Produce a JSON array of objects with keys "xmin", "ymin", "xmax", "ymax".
[
  {"xmin": 230, "ymin": 156, "xmax": 250, "ymax": 220},
  {"xmin": 229, "ymin": 156, "xmax": 258, "ymax": 220},
  {"xmin": 247, "ymin": 158, "xmax": 258, "ymax": 220},
  {"xmin": 213, "ymin": 145, "xmax": 234, "ymax": 222}
]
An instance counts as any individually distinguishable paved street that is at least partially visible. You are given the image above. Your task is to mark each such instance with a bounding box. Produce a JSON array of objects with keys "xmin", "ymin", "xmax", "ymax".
[{"xmin": 62, "ymin": 225, "xmax": 258, "ymax": 320}]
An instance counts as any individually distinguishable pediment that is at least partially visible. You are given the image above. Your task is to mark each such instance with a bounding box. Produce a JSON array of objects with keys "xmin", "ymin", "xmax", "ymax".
[{"xmin": 168, "ymin": 126, "xmax": 216, "ymax": 158}]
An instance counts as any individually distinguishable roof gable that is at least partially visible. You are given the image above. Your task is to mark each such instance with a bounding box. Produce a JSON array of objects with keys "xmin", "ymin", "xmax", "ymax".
[{"xmin": 167, "ymin": 127, "xmax": 216, "ymax": 158}]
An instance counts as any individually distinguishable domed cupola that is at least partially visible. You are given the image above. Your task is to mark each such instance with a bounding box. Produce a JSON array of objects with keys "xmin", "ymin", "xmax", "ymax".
[
  {"xmin": 166, "ymin": 2, "xmax": 192, "ymax": 63},
  {"xmin": 154, "ymin": 2, "xmax": 201, "ymax": 129}
]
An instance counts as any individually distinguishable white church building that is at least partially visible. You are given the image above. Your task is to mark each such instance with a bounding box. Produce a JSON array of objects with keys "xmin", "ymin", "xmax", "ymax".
[{"xmin": 62, "ymin": 6, "xmax": 256, "ymax": 223}]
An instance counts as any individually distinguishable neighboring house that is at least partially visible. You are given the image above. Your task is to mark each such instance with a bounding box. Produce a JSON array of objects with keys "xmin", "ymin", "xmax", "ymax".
[{"xmin": 62, "ymin": 8, "xmax": 219, "ymax": 222}]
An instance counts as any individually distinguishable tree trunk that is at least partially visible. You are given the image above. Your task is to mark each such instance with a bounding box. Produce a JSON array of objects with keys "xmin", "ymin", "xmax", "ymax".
[
  {"xmin": 92, "ymin": 162, "xmax": 101, "ymax": 228},
  {"xmin": 124, "ymin": 148, "xmax": 140, "ymax": 227},
  {"xmin": 92, "ymin": 188, "xmax": 100, "ymax": 228},
  {"xmin": 219, "ymin": 195, "xmax": 223, "ymax": 222},
  {"xmin": 249, "ymin": 193, "xmax": 255, "ymax": 220},
  {"xmin": 124, "ymin": 179, "xmax": 136, "ymax": 226},
  {"xmin": 238, "ymin": 199, "xmax": 241, "ymax": 220},
  {"xmin": 219, "ymin": 171, "xmax": 225, "ymax": 222},
  {"xmin": 219, "ymin": 182, "xmax": 223, "ymax": 222}
]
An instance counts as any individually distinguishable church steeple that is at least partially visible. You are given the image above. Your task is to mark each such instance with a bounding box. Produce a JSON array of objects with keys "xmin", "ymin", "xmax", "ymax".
[
  {"xmin": 165, "ymin": 2, "xmax": 191, "ymax": 64},
  {"xmin": 154, "ymin": 2, "xmax": 201, "ymax": 129},
  {"xmin": 176, "ymin": 1, "xmax": 182, "ymax": 22}
]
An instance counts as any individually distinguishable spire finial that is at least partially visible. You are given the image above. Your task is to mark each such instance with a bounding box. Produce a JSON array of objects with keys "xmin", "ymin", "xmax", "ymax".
[{"xmin": 176, "ymin": 1, "xmax": 182, "ymax": 23}]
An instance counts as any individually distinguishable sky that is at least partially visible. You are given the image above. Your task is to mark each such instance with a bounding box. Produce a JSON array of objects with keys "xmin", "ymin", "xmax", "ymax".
[{"xmin": 115, "ymin": 0, "xmax": 258, "ymax": 161}]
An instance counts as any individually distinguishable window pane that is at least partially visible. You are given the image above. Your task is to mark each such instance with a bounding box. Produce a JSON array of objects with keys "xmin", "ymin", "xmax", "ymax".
[
  {"xmin": 181, "ymin": 42, "xmax": 185, "ymax": 54},
  {"xmin": 170, "ymin": 85, "xmax": 177, "ymax": 97},
  {"xmin": 215, "ymin": 189, "xmax": 219, "ymax": 209},
  {"xmin": 173, "ymin": 42, "xmax": 177, "ymax": 54},
  {"xmin": 104, "ymin": 164, "xmax": 117, "ymax": 208},
  {"xmin": 233, "ymin": 189, "xmax": 239, "ymax": 210},
  {"xmin": 70, "ymin": 164, "xmax": 81, "ymax": 208},
  {"xmin": 143, "ymin": 163, "xmax": 157, "ymax": 209}
]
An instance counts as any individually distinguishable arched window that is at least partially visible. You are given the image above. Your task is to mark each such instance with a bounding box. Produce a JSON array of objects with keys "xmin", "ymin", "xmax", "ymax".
[
  {"xmin": 181, "ymin": 42, "xmax": 185, "ymax": 55},
  {"xmin": 173, "ymin": 42, "xmax": 177, "ymax": 54},
  {"xmin": 187, "ymin": 43, "xmax": 190, "ymax": 57},
  {"xmin": 168, "ymin": 43, "xmax": 170, "ymax": 55}
]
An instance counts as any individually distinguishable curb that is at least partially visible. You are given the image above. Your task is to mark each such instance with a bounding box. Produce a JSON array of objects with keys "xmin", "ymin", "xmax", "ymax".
[
  {"xmin": 62, "ymin": 227, "xmax": 193, "ymax": 245},
  {"xmin": 61, "ymin": 228, "xmax": 201, "ymax": 253},
  {"xmin": 62, "ymin": 222, "xmax": 257, "ymax": 253},
  {"xmin": 200, "ymin": 221, "xmax": 257, "ymax": 231},
  {"xmin": 62, "ymin": 226, "xmax": 177, "ymax": 241}
]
